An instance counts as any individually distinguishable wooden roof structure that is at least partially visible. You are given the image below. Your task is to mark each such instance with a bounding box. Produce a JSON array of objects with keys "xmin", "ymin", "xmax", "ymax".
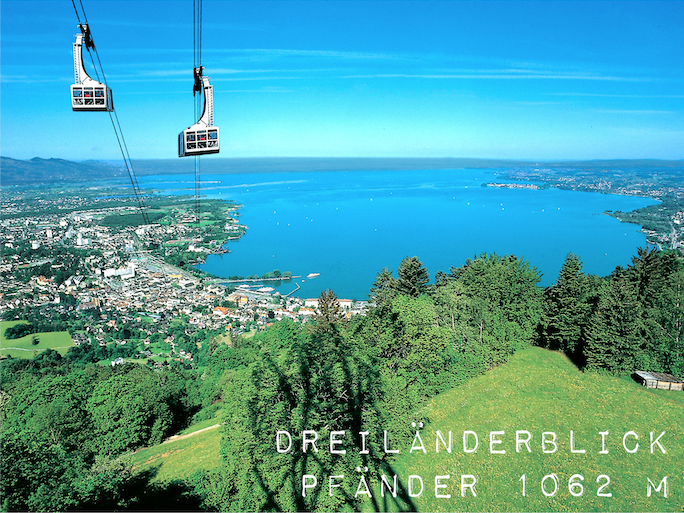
[{"xmin": 634, "ymin": 371, "xmax": 684, "ymax": 391}]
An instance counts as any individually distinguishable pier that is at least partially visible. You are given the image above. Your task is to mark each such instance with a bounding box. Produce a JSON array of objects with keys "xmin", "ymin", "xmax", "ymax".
[{"xmin": 284, "ymin": 282, "xmax": 301, "ymax": 297}]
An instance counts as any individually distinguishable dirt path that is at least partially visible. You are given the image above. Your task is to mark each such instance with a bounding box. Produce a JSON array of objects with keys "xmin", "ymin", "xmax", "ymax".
[{"xmin": 162, "ymin": 423, "xmax": 220, "ymax": 444}]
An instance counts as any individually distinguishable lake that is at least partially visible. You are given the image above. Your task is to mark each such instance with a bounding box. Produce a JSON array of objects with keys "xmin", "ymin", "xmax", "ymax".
[{"xmin": 135, "ymin": 168, "xmax": 657, "ymax": 300}]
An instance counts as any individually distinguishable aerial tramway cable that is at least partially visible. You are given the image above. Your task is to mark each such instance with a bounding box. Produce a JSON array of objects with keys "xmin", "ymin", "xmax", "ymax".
[
  {"xmin": 194, "ymin": 0, "xmax": 203, "ymax": 228},
  {"xmin": 179, "ymin": 0, "xmax": 220, "ymax": 232},
  {"xmin": 70, "ymin": 0, "xmax": 150, "ymax": 227}
]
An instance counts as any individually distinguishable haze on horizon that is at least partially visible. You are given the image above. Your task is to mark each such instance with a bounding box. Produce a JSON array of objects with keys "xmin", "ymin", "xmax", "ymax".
[{"xmin": 1, "ymin": 0, "xmax": 683, "ymax": 162}]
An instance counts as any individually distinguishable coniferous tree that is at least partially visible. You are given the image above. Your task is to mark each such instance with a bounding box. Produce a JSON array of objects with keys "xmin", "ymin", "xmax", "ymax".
[
  {"xmin": 368, "ymin": 267, "xmax": 397, "ymax": 307},
  {"xmin": 314, "ymin": 288, "xmax": 344, "ymax": 332},
  {"xmin": 396, "ymin": 256, "xmax": 430, "ymax": 297},
  {"xmin": 584, "ymin": 269, "xmax": 648, "ymax": 374},
  {"xmin": 643, "ymin": 268, "xmax": 684, "ymax": 375},
  {"xmin": 629, "ymin": 246, "xmax": 674, "ymax": 304},
  {"xmin": 540, "ymin": 253, "xmax": 591, "ymax": 359}
]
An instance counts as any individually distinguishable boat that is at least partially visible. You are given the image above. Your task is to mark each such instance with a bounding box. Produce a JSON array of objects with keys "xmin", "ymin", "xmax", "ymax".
[
  {"xmin": 257, "ymin": 287, "xmax": 274, "ymax": 293},
  {"xmin": 307, "ymin": 273, "xmax": 320, "ymax": 279}
]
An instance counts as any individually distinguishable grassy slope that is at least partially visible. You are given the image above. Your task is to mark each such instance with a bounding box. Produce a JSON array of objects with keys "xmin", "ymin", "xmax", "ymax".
[
  {"xmin": 0, "ymin": 320, "xmax": 74, "ymax": 359},
  {"xmin": 127, "ymin": 347, "xmax": 683, "ymax": 511},
  {"xmin": 388, "ymin": 347, "xmax": 683, "ymax": 512},
  {"xmin": 131, "ymin": 423, "xmax": 222, "ymax": 483}
]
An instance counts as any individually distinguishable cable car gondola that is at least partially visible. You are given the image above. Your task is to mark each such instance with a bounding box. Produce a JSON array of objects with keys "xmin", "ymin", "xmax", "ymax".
[
  {"xmin": 70, "ymin": 24, "xmax": 113, "ymax": 112},
  {"xmin": 179, "ymin": 67, "xmax": 219, "ymax": 157}
]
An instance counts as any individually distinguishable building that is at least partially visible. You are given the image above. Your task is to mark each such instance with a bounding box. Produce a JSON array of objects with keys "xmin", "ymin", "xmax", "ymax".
[{"xmin": 633, "ymin": 371, "xmax": 684, "ymax": 391}]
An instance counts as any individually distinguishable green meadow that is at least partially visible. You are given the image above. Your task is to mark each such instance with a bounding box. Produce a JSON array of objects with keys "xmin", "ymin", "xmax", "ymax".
[
  {"xmin": 385, "ymin": 347, "xmax": 683, "ymax": 512},
  {"xmin": 0, "ymin": 320, "xmax": 74, "ymax": 359},
  {"xmin": 131, "ymin": 423, "xmax": 221, "ymax": 483},
  {"xmin": 125, "ymin": 346, "xmax": 683, "ymax": 511}
]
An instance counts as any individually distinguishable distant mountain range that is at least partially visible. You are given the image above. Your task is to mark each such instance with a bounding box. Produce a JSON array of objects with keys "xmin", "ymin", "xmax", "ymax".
[
  {"xmin": 2, "ymin": 156, "xmax": 682, "ymax": 186},
  {"xmin": 125, "ymin": 157, "xmax": 684, "ymax": 176},
  {"xmin": 0, "ymin": 157, "xmax": 125, "ymax": 186}
]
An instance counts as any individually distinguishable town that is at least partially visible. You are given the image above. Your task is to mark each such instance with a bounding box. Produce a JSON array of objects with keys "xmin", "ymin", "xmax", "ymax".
[{"xmin": 0, "ymin": 188, "xmax": 367, "ymax": 367}]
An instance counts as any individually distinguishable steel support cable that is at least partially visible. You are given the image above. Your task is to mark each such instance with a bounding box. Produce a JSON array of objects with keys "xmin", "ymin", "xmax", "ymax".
[
  {"xmin": 72, "ymin": 1, "xmax": 173, "ymax": 287},
  {"xmin": 72, "ymin": 0, "xmax": 149, "ymax": 226},
  {"xmin": 72, "ymin": 0, "xmax": 101, "ymax": 84},
  {"xmin": 78, "ymin": 0, "xmax": 89, "ymax": 24},
  {"xmin": 110, "ymin": 111, "xmax": 150, "ymax": 226},
  {"xmin": 192, "ymin": 0, "xmax": 203, "ymax": 230},
  {"xmin": 71, "ymin": 0, "xmax": 82, "ymax": 26}
]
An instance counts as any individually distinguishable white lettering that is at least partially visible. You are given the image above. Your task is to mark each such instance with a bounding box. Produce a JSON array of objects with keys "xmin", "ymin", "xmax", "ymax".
[
  {"xmin": 461, "ymin": 475, "xmax": 477, "ymax": 497},
  {"xmin": 408, "ymin": 475, "xmax": 424, "ymax": 497},
  {"xmin": 384, "ymin": 430, "xmax": 399, "ymax": 454},
  {"xmin": 276, "ymin": 430, "xmax": 292, "ymax": 453},
  {"xmin": 490, "ymin": 431, "xmax": 506, "ymax": 454},
  {"xmin": 380, "ymin": 474, "xmax": 397, "ymax": 498},
  {"xmin": 463, "ymin": 430, "xmax": 479, "ymax": 453},
  {"xmin": 410, "ymin": 431, "xmax": 427, "ymax": 453},
  {"xmin": 647, "ymin": 476, "xmax": 668, "ymax": 498},
  {"xmin": 542, "ymin": 432, "xmax": 557, "ymax": 453},
  {"xmin": 302, "ymin": 474, "xmax": 317, "ymax": 497},
  {"xmin": 302, "ymin": 430, "xmax": 319, "ymax": 453},
  {"xmin": 599, "ymin": 431, "xmax": 609, "ymax": 454},
  {"xmin": 328, "ymin": 475, "xmax": 343, "ymax": 496},
  {"xmin": 355, "ymin": 475, "xmax": 372, "ymax": 498},
  {"xmin": 570, "ymin": 431, "xmax": 586, "ymax": 454},
  {"xmin": 435, "ymin": 475, "xmax": 451, "ymax": 499},
  {"xmin": 515, "ymin": 430, "xmax": 532, "ymax": 453},
  {"xmin": 436, "ymin": 430, "xmax": 452, "ymax": 453},
  {"xmin": 330, "ymin": 430, "xmax": 346, "ymax": 455},
  {"xmin": 650, "ymin": 431, "xmax": 666, "ymax": 454},
  {"xmin": 623, "ymin": 431, "xmax": 639, "ymax": 453},
  {"xmin": 359, "ymin": 431, "xmax": 369, "ymax": 454}
]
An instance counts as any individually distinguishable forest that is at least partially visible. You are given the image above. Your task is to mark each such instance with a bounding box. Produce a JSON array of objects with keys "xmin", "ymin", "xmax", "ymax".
[{"xmin": 1, "ymin": 247, "xmax": 683, "ymax": 511}]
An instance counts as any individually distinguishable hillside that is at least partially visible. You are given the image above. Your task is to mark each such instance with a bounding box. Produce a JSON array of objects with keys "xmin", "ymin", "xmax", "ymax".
[
  {"xmin": 0, "ymin": 157, "xmax": 124, "ymax": 185},
  {"xmin": 0, "ymin": 321, "xmax": 74, "ymax": 359},
  {"xmin": 3, "ymin": 156, "xmax": 683, "ymax": 186},
  {"xmin": 127, "ymin": 347, "xmax": 683, "ymax": 512},
  {"xmin": 389, "ymin": 347, "xmax": 683, "ymax": 512},
  {"xmin": 131, "ymin": 420, "xmax": 222, "ymax": 483}
]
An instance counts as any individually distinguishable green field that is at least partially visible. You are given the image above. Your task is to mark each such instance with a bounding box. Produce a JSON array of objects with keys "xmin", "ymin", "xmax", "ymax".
[
  {"xmin": 125, "ymin": 347, "xmax": 684, "ymax": 512},
  {"xmin": 213, "ymin": 333, "xmax": 232, "ymax": 346},
  {"xmin": 131, "ymin": 423, "xmax": 222, "ymax": 483},
  {"xmin": 0, "ymin": 320, "xmax": 74, "ymax": 359},
  {"xmin": 385, "ymin": 347, "xmax": 684, "ymax": 512}
]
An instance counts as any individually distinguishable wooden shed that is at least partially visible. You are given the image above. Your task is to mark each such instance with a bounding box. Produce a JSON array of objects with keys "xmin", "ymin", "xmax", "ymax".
[{"xmin": 633, "ymin": 371, "xmax": 684, "ymax": 391}]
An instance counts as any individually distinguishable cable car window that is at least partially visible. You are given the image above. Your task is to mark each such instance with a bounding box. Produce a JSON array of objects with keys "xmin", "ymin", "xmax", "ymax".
[
  {"xmin": 95, "ymin": 90, "xmax": 104, "ymax": 97},
  {"xmin": 187, "ymin": 133, "xmax": 195, "ymax": 142},
  {"xmin": 208, "ymin": 131, "xmax": 217, "ymax": 140},
  {"xmin": 188, "ymin": 143, "xmax": 197, "ymax": 149},
  {"xmin": 73, "ymin": 89, "xmax": 82, "ymax": 97}
]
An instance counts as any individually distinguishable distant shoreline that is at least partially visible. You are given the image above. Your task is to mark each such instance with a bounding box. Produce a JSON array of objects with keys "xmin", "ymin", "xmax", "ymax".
[
  {"xmin": 3, "ymin": 156, "xmax": 683, "ymax": 187},
  {"xmin": 125, "ymin": 157, "xmax": 684, "ymax": 176}
]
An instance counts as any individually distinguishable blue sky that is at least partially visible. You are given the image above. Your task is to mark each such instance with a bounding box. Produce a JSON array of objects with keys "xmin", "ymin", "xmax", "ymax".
[{"xmin": 1, "ymin": 0, "xmax": 683, "ymax": 161}]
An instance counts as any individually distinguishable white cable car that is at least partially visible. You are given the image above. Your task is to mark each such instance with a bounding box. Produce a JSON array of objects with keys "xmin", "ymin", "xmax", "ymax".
[
  {"xmin": 70, "ymin": 24, "xmax": 113, "ymax": 112},
  {"xmin": 179, "ymin": 68, "xmax": 219, "ymax": 157}
]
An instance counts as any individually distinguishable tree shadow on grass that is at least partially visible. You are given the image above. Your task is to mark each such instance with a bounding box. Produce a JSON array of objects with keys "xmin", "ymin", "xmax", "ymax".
[
  {"xmin": 247, "ymin": 323, "xmax": 417, "ymax": 513},
  {"xmin": 89, "ymin": 466, "xmax": 206, "ymax": 511}
]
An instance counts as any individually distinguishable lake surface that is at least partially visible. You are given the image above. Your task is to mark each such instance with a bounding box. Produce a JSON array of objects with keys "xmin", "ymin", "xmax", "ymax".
[{"xmin": 136, "ymin": 168, "xmax": 657, "ymax": 300}]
